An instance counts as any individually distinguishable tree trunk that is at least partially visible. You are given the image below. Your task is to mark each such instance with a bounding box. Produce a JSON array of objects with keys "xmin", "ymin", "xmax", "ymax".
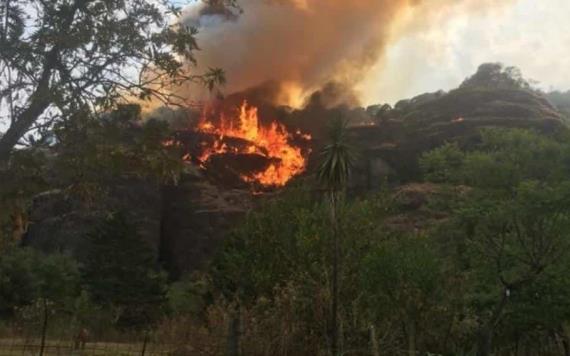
[
  {"xmin": 141, "ymin": 331, "xmax": 149, "ymax": 356},
  {"xmin": 560, "ymin": 324, "xmax": 570, "ymax": 356},
  {"xmin": 39, "ymin": 298, "xmax": 49, "ymax": 356},
  {"xmin": 0, "ymin": 0, "xmax": 85, "ymax": 164},
  {"xmin": 407, "ymin": 319, "xmax": 416, "ymax": 356},
  {"xmin": 226, "ymin": 306, "xmax": 241, "ymax": 356},
  {"xmin": 330, "ymin": 192, "xmax": 340, "ymax": 356},
  {"xmin": 477, "ymin": 289, "xmax": 509, "ymax": 356},
  {"xmin": 0, "ymin": 51, "xmax": 54, "ymax": 165},
  {"xmin": 563, "ymin": 338, "xmax": 570, "ymax": 356},
  {"xmin": 369, "ymin": 325, "xmax": 380, "ymax": 356},
  {"xmin": 476, "ymin": 328, "xmax": 493, "ymax": 356}
]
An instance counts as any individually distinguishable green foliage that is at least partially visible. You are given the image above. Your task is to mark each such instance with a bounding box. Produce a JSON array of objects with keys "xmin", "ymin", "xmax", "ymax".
[
  {"xmin": 82, "ymin": 212, "xmax": 167, "ymax": 328},
  {"xmin": 167, "ymin": 276, "xmax": 210, "ymax": 316},
  {"xmin": 460, "ymin": 63, "xmax": 531, "ymax": 90},
  {"xmin": 420, "ymin": 142, "xmax": 464, "ymax": 183},
  {"xmin": 423, "ymin": 128, "xmax": 570, "ymax": 354},
  {"xmin": 211, "ymin": 187, "xmax": 328, "ymax": 302},
  {"xmin": 317, "ymin": 117, "xmax": 356, "ymax": 191},
  {"xmin": 361, "ymin": 235, "xmax": 443, "ymax": 318},
  {"xmin": 53, "ymin": 105, "xmax": 183, "ymax": 194},
  {"xmin": 422, "ymin": 128, "xmax": 570, "ymax": 189},
  {"xmin": 208, "ymin": 186, "xmax": 393, "ymax": 353},
  {"xmin": 0, "ymin": 248, "xmax": 80, "ymax": 316},
  {"xmin": 0, "ymin": 0, "xmax": 228, "ymax": 160},
  {"xmin": 361, "ymin": 234, "xmax": 450, "ymax": 354}
]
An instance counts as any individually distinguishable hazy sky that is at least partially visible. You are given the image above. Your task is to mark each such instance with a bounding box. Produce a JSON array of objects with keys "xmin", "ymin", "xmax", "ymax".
[
  {"xmin": 358, "ymin": 0, "xmax": 570, "ymax": 105},
  {"xmin": 3, "ymin": 0, "xmax": 568, "ymax": 135}
]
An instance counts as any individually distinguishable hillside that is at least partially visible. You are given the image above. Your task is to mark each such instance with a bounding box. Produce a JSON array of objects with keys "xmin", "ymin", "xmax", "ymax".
[{"xmin": 19, "ymin": 75, "xmax": 569, "ymax": 277}]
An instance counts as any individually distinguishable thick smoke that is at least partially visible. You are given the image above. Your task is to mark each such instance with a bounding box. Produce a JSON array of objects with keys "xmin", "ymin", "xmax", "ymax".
[{"xmin": 179, "ymin": 0, "xmax": 507, "ymax": 108}]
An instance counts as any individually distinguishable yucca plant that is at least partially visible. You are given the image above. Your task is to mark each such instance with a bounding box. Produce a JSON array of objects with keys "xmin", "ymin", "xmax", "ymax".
[{"xmin": 317, "ymin": 116, "xmax": 355, "ymax": 356}]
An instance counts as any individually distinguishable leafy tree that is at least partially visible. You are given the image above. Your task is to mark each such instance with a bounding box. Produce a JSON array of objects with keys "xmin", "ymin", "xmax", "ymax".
[
  {"xmin": 1, "ymin": 104, "xmax": 182, "ymax": 248},
  {"xmin": 0, "ymin": 247, "xmax": 79, "ymax": 355},
  {"xmin": 82, "ymin": 212, "xmax": 167, "ymax": 328},
  {"xmin": 421, "ymin": 128, "xmax": 570, "ymax": 189},
  {"xmin": 0, "ymin": 0, "xmax": 234, "ymax": 164},
  {"xmin": 460, "ymin": 63, "xmax": 531, "ymax": 90},
  {"xmin": 212, "ymin": 188, "xmax": 328, "ymax": 302},
  {"xmin": 460, "ymin": 181, "xmax": 570, "ymax": 355},
  {"xmin": 502, "ymin": 259, "xmax": 570, "ymax": 354},
  {"xmin": 423, "ymin": 128, "xmax": 570, "ymax": 355},
  {"xmin": 0, "ymin": 248, "xmax": 42, "ymax": 316},
  {"xmin": 53, "ymin": 104, "xmax": 183, "ymax": 200},
  {"xmin": 210, "ymin": 187, "xmax": 389, "ymax": 354},
  {"xmin": 361, "ymin": 235, "xmax": 444, "ymax": 356},
  {"xmin": 419, "ymin": 142, "xmax": 464, "ymax": 183},
  {"xmin": 0, "ymin": 248, "xmax": 79, "ymax": 317}
]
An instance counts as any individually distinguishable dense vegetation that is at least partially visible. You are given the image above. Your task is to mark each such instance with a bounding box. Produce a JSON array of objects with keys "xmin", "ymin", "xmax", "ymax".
[
  {"xmin": 2, "ymin": 1, "xmax": 570, "ymax": 355},
  {"xmin": 3, "ymin": 110, "xmax": 570, "ymax": 355}
]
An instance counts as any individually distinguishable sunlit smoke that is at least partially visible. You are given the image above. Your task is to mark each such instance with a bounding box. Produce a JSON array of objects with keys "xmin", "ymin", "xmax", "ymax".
[{"xmin": 177, "ymin": 0, "xmax": 509, "ymax": 108}]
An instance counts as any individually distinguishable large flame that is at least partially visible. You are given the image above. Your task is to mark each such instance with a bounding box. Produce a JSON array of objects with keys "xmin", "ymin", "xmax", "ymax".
[{"xmin": 196, "ymin": 101, "xmax": 310, "ymax": 187}]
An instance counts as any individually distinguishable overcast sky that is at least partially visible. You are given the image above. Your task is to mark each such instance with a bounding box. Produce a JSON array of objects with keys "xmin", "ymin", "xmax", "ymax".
[{"xmin": 358, "ymin": 0, "xmax": 570, "ymax": 105}]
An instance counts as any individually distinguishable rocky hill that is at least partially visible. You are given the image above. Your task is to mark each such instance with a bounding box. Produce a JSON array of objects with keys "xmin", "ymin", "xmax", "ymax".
[
  {"xmin": 349, "ymin": 86, "xmax": 565, "ymax": 184},
  {"xmin": 23, "ymin": 64, "xmax": 570, "ymax": 277}
]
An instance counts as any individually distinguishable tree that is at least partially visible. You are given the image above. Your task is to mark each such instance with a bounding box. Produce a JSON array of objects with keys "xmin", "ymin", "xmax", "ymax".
[
  {"xmin": 0, "ymin": 248, "xmax": 79, "ymax": 316},
  {"xmin": 361, "ymin": 235, "xmax": 444, "ymax": 356},
  {"xmin": 0, "ymin": 149, "xmax": 48, "ymax": 248},
  {"xmin": 0, "ymin": 247, "xmax": 80, "ymax": 355},
  {"xmin": 422, "ymin": 128, "xmax": 570, "ymax": 355},
  {"xmin": 317, "ymin": 117, "xmax": 355, "ymax": 356},
  {"xmin": 0, "ymin": 0, "xmax": 234, "ymax": 164},
  {"xmin": 209, "ymin": 185, "xmax": 389, "ymax": 354},
  {"xmin": 460, "ymin": 181, "xmax": 570, "ymax": 356},
  {"xmin": 460, "ymin": 63, "xmax": 531, "ymax": 90},
  {"xmin": 52, "ymin": 104, "xmax": 184, "ymax": 194},
  {"xmin": 82, "ymin": 212, "xmax": 167, "ymax": 328}
]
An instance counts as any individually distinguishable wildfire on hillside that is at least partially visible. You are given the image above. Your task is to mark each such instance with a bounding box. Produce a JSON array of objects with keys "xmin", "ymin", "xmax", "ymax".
[{"xmin": 189, "ymin": 100, "xmax": 311, "ymax": 187}]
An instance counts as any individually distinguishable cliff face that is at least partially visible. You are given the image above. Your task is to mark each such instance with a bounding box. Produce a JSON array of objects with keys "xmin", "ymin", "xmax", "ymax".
[
  {"xmin": 159, "ymin": 165, "xmax": 253, "ymax": 279},
  {"xmin": 23, "ymin": 164, "xmax": 254, "ymax": 277},
  {"xmin": 23, "ymin": 86, "xmax": 568, "ymax": 277}
]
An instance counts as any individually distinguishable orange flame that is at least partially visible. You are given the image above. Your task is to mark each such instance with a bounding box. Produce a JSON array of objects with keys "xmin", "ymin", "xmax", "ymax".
[{"xmin": 196, "ymin": 101, "xmax": 309, "ymax": 187}]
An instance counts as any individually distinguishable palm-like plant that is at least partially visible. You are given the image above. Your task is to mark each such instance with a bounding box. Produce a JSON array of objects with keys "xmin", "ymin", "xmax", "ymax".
[{"xmin": 317, "ymin": 116, "xmax": 355, "ymax": 356}]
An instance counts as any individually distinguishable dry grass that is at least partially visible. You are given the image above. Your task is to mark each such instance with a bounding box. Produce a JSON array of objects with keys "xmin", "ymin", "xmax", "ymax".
[{"xmin": 0, "ymin": 338, "xmax": 174, "ymax": 355}]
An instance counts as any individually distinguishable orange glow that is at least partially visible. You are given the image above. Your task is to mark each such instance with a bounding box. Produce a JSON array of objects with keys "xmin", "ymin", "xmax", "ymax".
[{"xmin": 197, "ymin": 101, "xmax": 309, "ymax": 187}]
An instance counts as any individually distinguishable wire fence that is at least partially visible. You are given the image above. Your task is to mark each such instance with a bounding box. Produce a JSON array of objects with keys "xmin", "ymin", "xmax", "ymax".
[
  {"xmin": 0, "ymin": 336, "xmax": 226, "ymax": 356},
  {"xmin": 0, "ymin": 326, "xmax": 229, "ymax": 356}
]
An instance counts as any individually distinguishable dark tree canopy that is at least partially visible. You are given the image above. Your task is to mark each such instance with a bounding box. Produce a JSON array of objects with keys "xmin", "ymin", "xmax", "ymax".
[
  {"xmin": 83, "ymin": 212, "xmax": 167, "ymax": 327},
  {"xmin": 0, "ymin": 0, "xmax": 233, "ymax": 164},
  {"xmin": 460, "ymin": 63, "xmax": 531, "ymax": 90}
]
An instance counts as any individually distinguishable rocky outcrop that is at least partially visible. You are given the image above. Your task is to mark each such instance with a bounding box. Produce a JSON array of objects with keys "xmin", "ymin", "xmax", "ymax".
[
  {"xmin": 24, "ymin": 164, "xmax": 253, "ymax": 277},
  {"xmin": 348, "ymin": 87, "xmax": 567, "ymax": 185},
  {"xmin": 24, "ymin": 180, "xmax": 163, "ymax": 262},
  {"xmin": 159, "ymin": 164, "xmax": 252, "ymax": 278}
]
